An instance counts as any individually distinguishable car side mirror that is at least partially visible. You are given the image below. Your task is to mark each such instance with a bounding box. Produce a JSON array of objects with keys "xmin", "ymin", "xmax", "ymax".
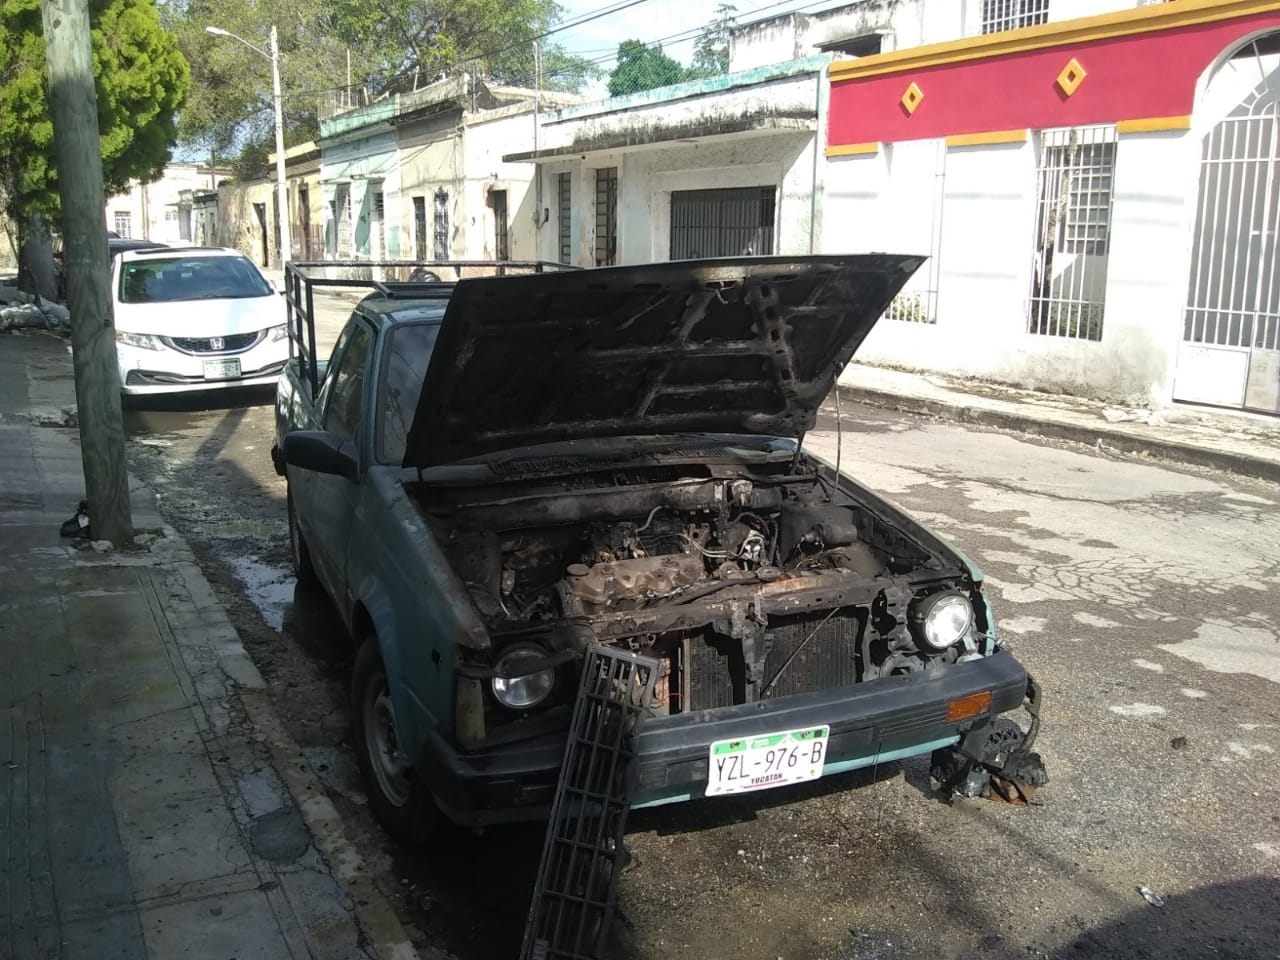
[{"xmin": 282, "ymin": 430, "xmax": 358, "ymax": 480}]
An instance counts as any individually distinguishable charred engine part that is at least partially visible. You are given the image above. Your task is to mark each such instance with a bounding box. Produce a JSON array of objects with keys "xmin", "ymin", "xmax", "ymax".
[
  {"xmin": 431, "ymin": 468, "xmax": 987, "ymax": 723},
  {"xmin": 779, "ymin": 501, "xmax": 860, "ymax": 560},
  {"xmin": 558, "ymin": 554, "xmax": 705, "ymax": 616},
  {"xmin": 930, "ymin": 677, "xmax": 1047, "ymax": 804}
]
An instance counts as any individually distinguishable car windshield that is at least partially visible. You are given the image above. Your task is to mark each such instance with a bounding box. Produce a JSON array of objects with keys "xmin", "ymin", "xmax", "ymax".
[
  {"xmin": 380, "ymin": 322, "xmax": 442, "ymax": 464},
  {"xmin": 118, "ymin": 255, "xmax": 271, "ymax": 303}
]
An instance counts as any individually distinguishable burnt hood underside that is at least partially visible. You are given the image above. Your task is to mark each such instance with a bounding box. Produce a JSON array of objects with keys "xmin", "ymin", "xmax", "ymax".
[{"xmin": 404, "ymin": 255, "xmax": 923, "ymax": 468}]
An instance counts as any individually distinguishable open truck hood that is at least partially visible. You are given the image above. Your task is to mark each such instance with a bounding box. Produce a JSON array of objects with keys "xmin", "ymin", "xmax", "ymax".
[{"xmin": 403, "ymin": 255, "xmax": 923, "ymax": 468}]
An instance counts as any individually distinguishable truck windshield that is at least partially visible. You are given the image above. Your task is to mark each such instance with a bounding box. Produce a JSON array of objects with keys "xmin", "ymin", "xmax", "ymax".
[
  {"xmin": 381, "ymin": 322, "xmax": 441, "ymax": 464},
  {"xmin": 119, "ymin": 255, "xmax": 272, "ymax": 303}
]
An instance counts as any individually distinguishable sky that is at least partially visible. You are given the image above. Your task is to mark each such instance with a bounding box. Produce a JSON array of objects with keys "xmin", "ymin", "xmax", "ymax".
[{"xmin": 553, "ymin": 0, "xmax": 840, "ymax": 98}]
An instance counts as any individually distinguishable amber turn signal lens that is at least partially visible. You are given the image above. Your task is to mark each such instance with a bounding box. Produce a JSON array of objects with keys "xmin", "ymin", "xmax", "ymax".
[{"xmin": 946, "ymin": 691, "xmax": 992, "ymax": 723}]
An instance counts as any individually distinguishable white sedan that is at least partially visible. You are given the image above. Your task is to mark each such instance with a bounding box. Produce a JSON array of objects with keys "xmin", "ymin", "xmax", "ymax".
[{"xmin": 113, "ymin": 246, "xmax": 289, "ymax": 395}]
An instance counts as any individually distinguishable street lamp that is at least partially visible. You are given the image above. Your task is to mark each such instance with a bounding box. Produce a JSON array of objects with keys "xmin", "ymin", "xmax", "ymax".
[{"xmin": 205, "ymin": 24, "xmax": 291, "ymax": 268}]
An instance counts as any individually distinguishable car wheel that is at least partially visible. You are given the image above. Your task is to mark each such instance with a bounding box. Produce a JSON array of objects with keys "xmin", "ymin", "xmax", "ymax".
[
  {"xmin": 351, "ymin": 637, "xmax": 437, "ymax": 845},
  {"xmin": 287, "ymin": 486, "xmax": 319, "ymax": 589}
]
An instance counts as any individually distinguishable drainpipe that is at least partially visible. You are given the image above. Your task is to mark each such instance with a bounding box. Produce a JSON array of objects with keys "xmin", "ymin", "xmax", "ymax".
[{"xmin": 809, "ymin": 71, "xmax": 821, "ymax": 254}]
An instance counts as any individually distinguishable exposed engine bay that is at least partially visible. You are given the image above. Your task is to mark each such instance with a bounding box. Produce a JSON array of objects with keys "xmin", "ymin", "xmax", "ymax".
[{"xmin": 417, "ymin": 457, "xmax": 998, "ymax": 719}]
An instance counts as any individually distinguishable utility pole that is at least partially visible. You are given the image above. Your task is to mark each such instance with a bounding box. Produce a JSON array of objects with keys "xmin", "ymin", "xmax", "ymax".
[{"xmin": 41, "ymin": 0, "xmax": 133, "ymax": 545}]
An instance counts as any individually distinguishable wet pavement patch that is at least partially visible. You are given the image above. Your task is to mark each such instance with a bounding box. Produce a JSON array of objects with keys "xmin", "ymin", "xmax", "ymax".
[{"xmin": 250, "ymin": 807, "xmax": 311, "ymax": 862}]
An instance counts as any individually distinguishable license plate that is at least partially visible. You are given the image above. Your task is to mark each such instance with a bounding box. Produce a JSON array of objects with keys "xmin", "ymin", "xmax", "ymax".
[
  {"xmin": 705, "ymin": 725, "xmax": 829, "ymax": 796},
  {"xmin": 203, "ymin": 359, "xmax": 241, "ymax": 380}
]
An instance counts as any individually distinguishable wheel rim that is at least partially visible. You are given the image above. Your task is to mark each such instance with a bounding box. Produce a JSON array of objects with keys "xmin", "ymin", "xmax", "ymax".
[{"xmin": 364, "ymin": 678, "xmax": 412, "ymax": 807}]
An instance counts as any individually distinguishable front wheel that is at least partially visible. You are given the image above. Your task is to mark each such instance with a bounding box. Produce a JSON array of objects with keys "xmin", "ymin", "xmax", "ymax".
[{"xmin": 350, "ymin": 637, "xmax": 437, "ymax": 845}]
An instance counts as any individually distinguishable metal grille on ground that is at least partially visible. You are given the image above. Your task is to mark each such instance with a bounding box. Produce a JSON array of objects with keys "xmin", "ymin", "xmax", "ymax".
[{"xmin": 521, "ymin": 646, "xmax": 660, "ymax": 960}]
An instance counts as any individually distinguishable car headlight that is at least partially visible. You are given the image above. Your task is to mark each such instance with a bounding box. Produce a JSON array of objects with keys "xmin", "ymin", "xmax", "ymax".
[
  {"xmin": 491, "ymin": 644, "xmax": 556, "ymax": 710},
  {"xmin": 115, "ymin": 331, "xmax": 162, "ymax": 350},
  {"xmin": 269, "ymin": 324, "xmax": 288, "ymax": 342},
  {"xmin": 911, "ymin": 591, "xmax": 974, "ymax": 650}
]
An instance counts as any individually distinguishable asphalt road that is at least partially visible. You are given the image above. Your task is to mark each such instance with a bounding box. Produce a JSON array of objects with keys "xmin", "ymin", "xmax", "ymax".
[{"xmin": 120, "ymin": 328, "xmax": 1280, "ymax": 960}]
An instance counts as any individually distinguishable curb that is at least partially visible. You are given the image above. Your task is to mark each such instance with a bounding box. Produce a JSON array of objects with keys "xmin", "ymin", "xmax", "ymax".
[{"xmin": 838, "ymin": 385, "xmax": 1280, "ymax": 484}]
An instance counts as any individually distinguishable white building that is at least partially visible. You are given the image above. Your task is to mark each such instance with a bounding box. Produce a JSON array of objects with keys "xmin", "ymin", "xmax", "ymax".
[
  {"xmin": 509, "ymin": 0, "xmax": 1280, "ymax": 415},
  {"xmin": 106, "ymin": 163, "xmax": 230, "ymax": 243},
  {"xmin": 316, "ymin": 77, "xmax": 582, "ymax": 263}
]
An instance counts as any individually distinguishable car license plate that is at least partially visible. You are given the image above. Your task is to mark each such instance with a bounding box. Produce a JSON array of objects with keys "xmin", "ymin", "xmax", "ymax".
[
  {"xmin": 705, "ymin": 725, "xmax": 829, "ymax": 796},
  {"xmin": 202, "ymin": 359, "xmax": 241, "ymax": 380}
]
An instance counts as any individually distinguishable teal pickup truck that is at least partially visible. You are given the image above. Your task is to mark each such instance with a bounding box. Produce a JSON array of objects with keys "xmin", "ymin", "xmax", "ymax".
[{"xmin": 272, "ymin": 257, "xmax": 1043, "ymax": 845}]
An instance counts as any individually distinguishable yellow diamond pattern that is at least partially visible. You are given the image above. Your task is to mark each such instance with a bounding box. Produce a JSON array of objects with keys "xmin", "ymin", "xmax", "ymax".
[
  {"xmin": 899, "ymin": 81, "xmax": 924, "ymax": 116},
  {"xmin": 1056, "ymin": 58, "xmax": 1087, "ymax": 97}
]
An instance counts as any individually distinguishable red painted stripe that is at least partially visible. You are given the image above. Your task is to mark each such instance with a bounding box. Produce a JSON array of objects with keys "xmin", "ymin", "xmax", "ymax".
[{"xmin": 828, "ymin": 12, "xmax": 1280, "ymax": 146}]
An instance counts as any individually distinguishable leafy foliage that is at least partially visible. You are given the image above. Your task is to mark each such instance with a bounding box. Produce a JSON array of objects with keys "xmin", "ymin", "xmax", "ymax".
[
  {"xmin": 606, "ymin": 40, "xmax": 687, "ymax": 97},
  {"xmin": 0, "ymin": 0, "xmax": 189, "ymax": 222},
  {"xmin": 689, "ymin": 3, "xmax": 735, "ymax": 79},
  {"xmin": 606, "ymin": 8, "xmax": 738, "ymax": 98}
]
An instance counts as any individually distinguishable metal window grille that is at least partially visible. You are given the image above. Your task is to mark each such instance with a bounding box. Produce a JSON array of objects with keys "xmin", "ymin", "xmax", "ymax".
[
  {"xmin": 668, "ymin": 187, "xmax": 776, "ymax": 261},
  {"xmin": 113, "ymin": 211, "xmax": 132, "ymax": 238},
  {"xmin": 981, "ymin": 0, "xmax": 1048, "ymax": 34},
  {"xmin": 887, "ymin": 143, "xmax": 946, "ymax": 324},
  {"xmin": 335, "ymin": 186, "xmax": 353, "ymax": 258},
  {"xmin": 1183, "ymin": 86, "xmax": 1280, "ymax": 353},
  {"xmin": 433, "ymin": 189, "xmax": 449, "ymax": 260},
  {"xmin": 492, "ymin": 189, "xmax": 510, "ymax": 260},
  {"xmin": 558, "ymin": 173, "xmax": 572, "ymax": 264},
  {"xmin": 413, "ymin": 196, "xmax": 427, "ymax": 259},
  {"xmin": 594, "ymin": 168, "xmax": 617, "ymax": 266},
  {"xmin": 1028, "ymin": 126, "xmax": 1117, "ymax": 341}
]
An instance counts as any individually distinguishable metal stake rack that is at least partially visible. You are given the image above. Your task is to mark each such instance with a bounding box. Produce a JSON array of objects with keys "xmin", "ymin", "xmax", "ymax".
[{"xmin": 521, "ymin": 646, "xmax": 660, "ymax": 960}]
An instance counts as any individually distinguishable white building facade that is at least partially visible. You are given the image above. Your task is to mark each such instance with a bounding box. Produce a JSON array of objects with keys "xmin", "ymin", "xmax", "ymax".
[
  {"xmin": 823, "ymin": 0, "xmax": 1280, "ymax": 413},
  {"xmin": 106, "ymin": 163, "xmax": 229, "ymax": 243},
  {"xmin": 511, "ymin": 59, "xmax": 830, "ymax": 268}
]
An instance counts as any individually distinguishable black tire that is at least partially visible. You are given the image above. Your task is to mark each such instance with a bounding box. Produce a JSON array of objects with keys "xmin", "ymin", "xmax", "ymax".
[
  {"xmin": 350, "ymin": 637, "xmax": 437, "ymax": 845},
  {"xmin": 287, "ymin": 485, "xmax": 319, "ymax": 589}
]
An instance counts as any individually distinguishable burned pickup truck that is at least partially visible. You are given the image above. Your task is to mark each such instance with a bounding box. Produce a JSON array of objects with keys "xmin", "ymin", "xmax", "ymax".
[{"xmin": 272, "ymin": 256, "xmax": 1044, "ymax": 844}]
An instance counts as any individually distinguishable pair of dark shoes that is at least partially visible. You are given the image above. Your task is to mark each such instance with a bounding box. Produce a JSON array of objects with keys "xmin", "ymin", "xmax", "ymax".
[{"xmin": 60, "ymin": 499, "xmax": 91, "ymax": 539}]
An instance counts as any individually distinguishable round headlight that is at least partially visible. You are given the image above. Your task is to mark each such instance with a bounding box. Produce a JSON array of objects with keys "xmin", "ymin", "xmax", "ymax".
[
  {"xmin": 914, "ymin": 592, "xmax": 974, "ymax": 650},
  {"xmin": 491, "ymin": 645, "xmax": 556, "ymax": 710}
]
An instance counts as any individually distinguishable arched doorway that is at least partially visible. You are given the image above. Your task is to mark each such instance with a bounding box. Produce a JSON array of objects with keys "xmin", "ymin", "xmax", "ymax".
[{"xmin": 1175, "ymin": 34, "xmax": 1280, "ymax": 414}]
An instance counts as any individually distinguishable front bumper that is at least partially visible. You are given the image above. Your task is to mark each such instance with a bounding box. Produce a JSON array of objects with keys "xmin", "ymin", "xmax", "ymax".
[
  {"xmin": 117, "ymin": 338, "xmax": 289, "ymax": 395},
  {"xmin": 417, "ymin": 651, "xmax": 1030, "ymax": 828}
]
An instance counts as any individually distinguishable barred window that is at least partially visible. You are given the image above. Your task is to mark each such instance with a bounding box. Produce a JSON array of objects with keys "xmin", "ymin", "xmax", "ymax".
[
  {"xmin": 557, "ymin": 173, "xmax": 572, "ymax": 264},
  {"xmin": 1028, "ymin": 126, "xmax": 1118, "ymax": 341},
  {"xmin": 594, "ymin": 167, "xmax": 617, "ymax": 266},
  {"xmin": 433, "ymin": 189, "xmax": 449, "ymax": 260},
  {"xmin": 981, "ymin": 0, "xmax": 1049, "ymax": 34}
]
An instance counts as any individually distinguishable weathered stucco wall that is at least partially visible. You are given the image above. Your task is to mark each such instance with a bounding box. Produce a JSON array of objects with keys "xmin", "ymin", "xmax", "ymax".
[{"xmin": 826, "ymin": 128, "xmax": 1200, "ymax": 405}]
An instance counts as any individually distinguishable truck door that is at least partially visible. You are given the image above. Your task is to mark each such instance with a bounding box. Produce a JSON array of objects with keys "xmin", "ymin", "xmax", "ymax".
[{"xmin": 308, "ymin": 319, "xmax": 375, "ymax": 611}]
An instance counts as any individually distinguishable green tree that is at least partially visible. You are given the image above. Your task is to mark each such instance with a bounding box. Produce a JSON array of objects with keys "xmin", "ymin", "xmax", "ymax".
[
  {"xmin": 0, "ymin": 0, "xmax": 188, "ymax": 294},
  {"xmin": 329, "ymin": 0, "xmax": 592, "ymax": 93},
  {"xmin": 689, "ymin": 3, "xmax": 736, "ymax": 79},
  {"xmin": 164, "ymin": 0, "xmax": 596, "ymax": 179},
  {"xmin": 0, "ymin": 0, "xmax": 189, "ymax": 223},
  {"xmin": 607, "ymin": 40, "xmax": 688, "ymax": 97},
  {"xmin": 162, "ymin": 0, "xmax": 347, "ymax": 180}
]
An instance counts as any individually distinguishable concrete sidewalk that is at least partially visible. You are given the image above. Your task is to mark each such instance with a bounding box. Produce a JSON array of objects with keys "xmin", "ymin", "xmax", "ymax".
[
  {"xmin": 0, "ymin": 333, "xmax": 418, "ymax": 960},
  {"xmin": 839, "ymin": 362, "xmax": 1280, "ymax": 483}
]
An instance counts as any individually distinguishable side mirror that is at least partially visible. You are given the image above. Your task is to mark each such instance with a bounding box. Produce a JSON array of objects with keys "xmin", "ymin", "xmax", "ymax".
[{"xmin": 282, "ymin": 430, "xmax": 358, "ymax": 480}]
